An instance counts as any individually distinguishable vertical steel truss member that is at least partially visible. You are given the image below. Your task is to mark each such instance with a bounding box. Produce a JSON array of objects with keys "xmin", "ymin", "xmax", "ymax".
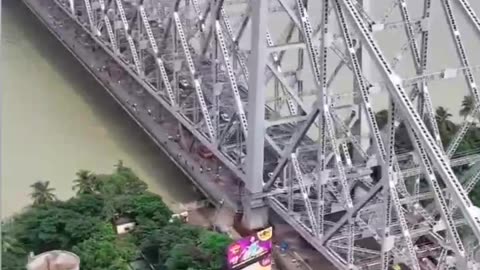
[
  {"xmin": 398, "ymin": 0, "xmax": 443, "ymax": 149},
  {"xmin": 82, "ymin": 0, "xmax": 98, "ymax": 35},
  {"xmin": 317, "ymin": 0, "xmax": 330, "ymax": 239},
  {"xmin": 139, "ymin": 3, "xmax": 176, "ymax": 106},
  {"xmin": 115, "ymin": 0, "xmax": 142, "ymax": 74},
  {"xmin": 98, "ymin": 0, "xmax": 118, "ymax": 52},
  {"xmin": 50, "ymin": 0, "xmax": 480, "ymax": 268}
]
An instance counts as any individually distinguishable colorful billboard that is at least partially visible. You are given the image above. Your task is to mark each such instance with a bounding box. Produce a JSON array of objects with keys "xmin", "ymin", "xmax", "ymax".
[
  {"xmin": 240, "ymin": 254, "xmax": 272, "ymax": 270},
  {"xmin": 227, "ymin": 227, "xmax": 273, "ymax": 269}
]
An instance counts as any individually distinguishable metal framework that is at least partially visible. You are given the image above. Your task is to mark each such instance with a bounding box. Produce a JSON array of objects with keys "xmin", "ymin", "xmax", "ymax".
[{"xmin": 46, "ymin": 0, "xmax": 480, "ymax": 268}]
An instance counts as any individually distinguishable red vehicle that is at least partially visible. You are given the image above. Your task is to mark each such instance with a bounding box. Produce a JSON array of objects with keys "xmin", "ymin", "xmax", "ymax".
[{"xmin": 198, "ymin": 145, "xmax": 213, "ymax": 159}]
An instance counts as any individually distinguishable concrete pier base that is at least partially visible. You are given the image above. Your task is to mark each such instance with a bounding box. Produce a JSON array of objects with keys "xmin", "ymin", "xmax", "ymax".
[
  {"xmin": 241, "ymin": 206, "xmax": 269, "ymax": 230},
  {"xmin": 241, "ymin": 197, "xmax": 269, "ymax": 230}
]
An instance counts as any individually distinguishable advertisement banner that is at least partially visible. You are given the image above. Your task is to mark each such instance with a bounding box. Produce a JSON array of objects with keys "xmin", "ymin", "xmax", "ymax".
[
  {"xmin": 227, "ymin": 227, "xmax": 273, "ymax": 269},
  {"xmin": 241, "ymin": 254, "xmax": 272, "ymax": 270}
]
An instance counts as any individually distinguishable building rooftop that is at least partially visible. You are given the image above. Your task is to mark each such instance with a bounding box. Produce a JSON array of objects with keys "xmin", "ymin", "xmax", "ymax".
[{"xmin": 27, "ymin": 250, "xmax": 80, "ymax": 270}]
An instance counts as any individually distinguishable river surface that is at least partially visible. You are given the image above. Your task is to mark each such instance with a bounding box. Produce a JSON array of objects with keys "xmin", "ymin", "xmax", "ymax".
[{"xmin": 1, "ymin": 1, "xmax": 200, "ymax": 218}]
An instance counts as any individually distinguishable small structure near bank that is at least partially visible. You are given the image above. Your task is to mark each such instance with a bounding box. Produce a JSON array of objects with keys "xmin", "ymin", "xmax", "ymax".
[
  {"xmin": 26, "ymin": 250, "xmax": 80, "ymax": 270},
  {"xmin": 170, "ymin": 211, "xmax": 189, "ymax": 223},
  {"xmin": 112, "ymin": 216, "xmax": 136, "ymax": 235}
]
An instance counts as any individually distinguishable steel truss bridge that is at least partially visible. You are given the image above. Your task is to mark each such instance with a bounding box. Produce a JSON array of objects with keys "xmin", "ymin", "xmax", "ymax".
[{"xmin": 33, "ymin": 0, "xmax": 480, "ymax": 269}]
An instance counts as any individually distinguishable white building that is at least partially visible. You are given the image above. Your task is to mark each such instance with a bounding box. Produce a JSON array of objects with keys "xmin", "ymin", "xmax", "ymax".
[
  {"xmin": 26, "ymin": 250, "xmax": 80, "ymax": 270},
  {"xmin": 113, "ymin": 217, "xmax": 136, "ymax": 235}
]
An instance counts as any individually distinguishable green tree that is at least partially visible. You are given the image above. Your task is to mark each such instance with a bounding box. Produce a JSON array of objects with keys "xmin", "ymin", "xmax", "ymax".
[
  {"xmin": 436, "ymin": 106, "xmax": 457, "ymax": 146},
  {"xmin": 10, "ymin": 207, "xmax": 99, "ymax": 253},
  {"xmin": 99, "ymin": 167, "xmax": 147, "ymax": 197},
  {"xmin": 2, "ymin": 230, "xmax": 26, "ymax": 254},
  {"xmin": 73, "ymin": 237, "xmax": 137, "ymax": 270},
  {"xmin": 1, "ymin": 226, "xmax": 28, "ymax": 270},
  {"xmin": 30, "ymin": 180, "xmax": 56, "ymax": 206},
  {"xmin": 72, "ymin": 222, "xmax": 137, "ymax": 269},
  {"xmin": 165, "ymin": 232, "xmax": 230, "ymax": 270},
  {"xmin": 140, "ymin": 224, "xmax": 201, "ymax": 264},
  {"xmin": 132, "ymin": 192, "xmax": 172, "ymax": 220},
  {"xmin": 60, "ymin": 194, "xmax": 106, "ymax": 217},
  {"xmin": 73, "ymin": 170, "xmax": 99, "ymax": 195},
  {"xmin": 165, "ymin": 243, "xmax": 209, "ymax": 270},
  {"xmin": 436, "ymin": 107, "xmax": 456, "ymax": 133},
  {"xmin": 460, "ymin": 95, "xmax": 475, "ymax": 118},
  {"xmin": 2, "ymin": 250, "xmax": 27, "ymax": 270},
  {"xmin": 197, "ymin": 231, "xmax": 231, "ymax": 269},
  {"xmin": 99, "ymin": 168, "xmax": 148, "ymax": 219},
  {"xmin": 101, "ymin": 191, "xmax": 170, "ymax": 225}
]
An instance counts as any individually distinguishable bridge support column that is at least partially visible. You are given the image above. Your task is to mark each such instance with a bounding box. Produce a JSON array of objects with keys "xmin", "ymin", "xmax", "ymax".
[
  {"xmin": 241, "ymin": 196, "xmax": 269, "ymax": 230},
  {"xmin": 243, "ymin": 0, "xmax": 269, "ymax": 230}
]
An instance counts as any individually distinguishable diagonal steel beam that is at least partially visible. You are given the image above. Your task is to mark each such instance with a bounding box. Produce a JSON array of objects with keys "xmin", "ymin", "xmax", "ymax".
[
  {"xmin": 321, "ymin": 181, "xmax": 383, "ymax": 244},
  {"xmin": 264, "ymin": 106, "xmax": 320, "ymax": 190}
]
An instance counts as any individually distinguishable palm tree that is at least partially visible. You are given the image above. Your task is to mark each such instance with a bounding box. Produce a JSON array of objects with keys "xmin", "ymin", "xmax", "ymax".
[
  {"xmin": 436, "ymin": 106, "xmax": 451, "ymax": 120},
  {"xmin": 460, "ymin": 95, "xmax": 475, "ymax": 118},
  {"xmin": 436, "ymin": 106, "xmax": 457, "ymax": 143},
  {"xmin": 72, "ymin": 170, "xmax": 98, "ymax": 195},
  {"xmin": 30, "ymin": 181, "xmax": 56, "ymax": 205}
]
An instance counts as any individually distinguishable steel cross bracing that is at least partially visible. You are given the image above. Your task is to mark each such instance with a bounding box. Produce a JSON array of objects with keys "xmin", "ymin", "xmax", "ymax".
[{"xmin": 52, "ymin": 0, "xmax": 480, "ymax": 269}]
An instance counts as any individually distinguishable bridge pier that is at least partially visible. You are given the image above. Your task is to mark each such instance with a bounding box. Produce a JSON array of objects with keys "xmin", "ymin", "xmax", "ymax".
[
  {"xmin": 241, "ymin": 196, "xmax": 269, "ymax": 230},
  {"xmin": 242, "ymin": 0, "xmax": 269, "ymax": 232}
]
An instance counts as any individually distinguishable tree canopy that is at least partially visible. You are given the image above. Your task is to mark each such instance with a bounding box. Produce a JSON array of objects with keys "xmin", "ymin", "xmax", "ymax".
[
  {"xmin": 72, "ymin": 169, "xmax": 99, "ymax": 195},
  {"xmin": 2, "ymin": 162, "xmax": 231, "ymax": 270}
]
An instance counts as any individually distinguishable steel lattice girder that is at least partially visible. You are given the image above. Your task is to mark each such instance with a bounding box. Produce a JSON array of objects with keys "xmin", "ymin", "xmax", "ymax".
[{"xmin": 50, "ymin": 0, "xmax": 480, "ymax": 268}]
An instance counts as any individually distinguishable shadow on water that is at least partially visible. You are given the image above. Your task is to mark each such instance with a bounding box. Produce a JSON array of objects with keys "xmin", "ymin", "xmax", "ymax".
[{"xmin": 2, "ymin": 0, "xmax": 200, "ymax": 203}]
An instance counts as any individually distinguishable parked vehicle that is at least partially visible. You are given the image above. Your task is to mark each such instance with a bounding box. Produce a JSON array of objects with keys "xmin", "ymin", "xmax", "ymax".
[{"xmin": 198, "ymin": 145, "xmax": 213, "ymax": 159}]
